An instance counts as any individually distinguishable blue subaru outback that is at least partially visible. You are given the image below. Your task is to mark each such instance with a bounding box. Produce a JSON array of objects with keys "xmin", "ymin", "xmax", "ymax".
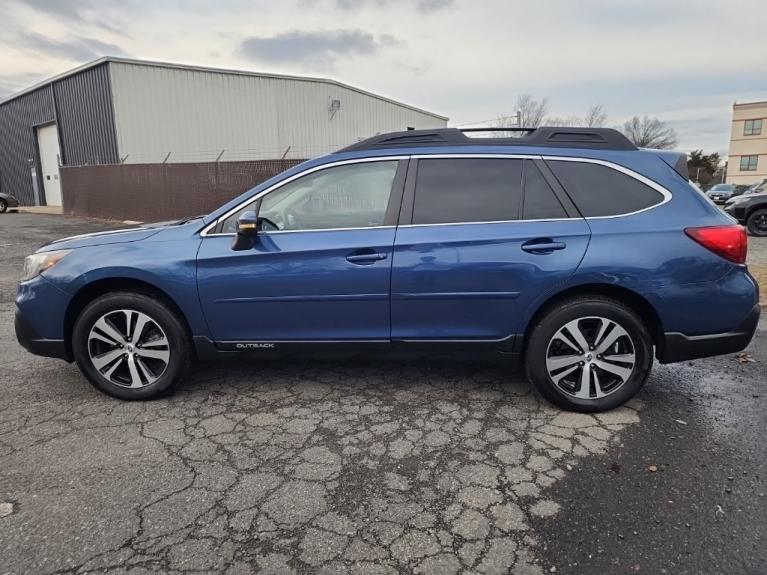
[{"xmin": 15, "ymin": 127, "xmax": 761, "ymax": 412}]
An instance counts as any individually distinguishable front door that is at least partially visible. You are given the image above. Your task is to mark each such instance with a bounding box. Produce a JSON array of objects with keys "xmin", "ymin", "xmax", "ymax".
[
  {"xmin": 36, "ymin": 123, "xmax": 62, "ymax": 206},
  {"xmin": 197, "ymin": 158, "xmax": 407, "ymax": 345},
  {"xmin": 391, "ymin": 157, "xmax": 591, "ymax": 346}
]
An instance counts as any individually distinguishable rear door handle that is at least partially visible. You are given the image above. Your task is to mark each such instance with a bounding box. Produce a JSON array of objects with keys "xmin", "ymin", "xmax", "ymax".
[
  {"xmin": 346, "ymin": 250, "xmax": 388, "ymax": 265},
  {"xmin": 521, "ymin": 239, "xmax": 567, "ymax": 254}
]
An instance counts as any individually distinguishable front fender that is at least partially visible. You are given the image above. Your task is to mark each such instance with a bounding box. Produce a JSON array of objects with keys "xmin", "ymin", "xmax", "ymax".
[{"xmin": 43, "ymin": 238, "xmax": 209, "ymax": 336}]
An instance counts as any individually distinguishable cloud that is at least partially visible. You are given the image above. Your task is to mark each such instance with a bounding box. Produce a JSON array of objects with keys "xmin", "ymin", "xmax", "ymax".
[
  {"xmin": 239, "ymin": 29, "xmax": 386, "ymax": 68},
  {"xmin": 16, "ymin": 0, "xmax": 130, "ymax": 34},
  {"xmin": 18, "ymin": 0, "xmax": 93, "ymax": 20},
  {"xmin": 302, "ymin": 0, "xmax": 455, "ymax": 13},
  {"xmin": 18, "ymin": 31, "xmax": 127, "ymax": 61},
  {"xmin": 414, "ymin": 0, "xmax": 454, "ymax": 12},
  {"xmin": 0, "ymin": 72, "xmax": 46, "ymax": 98}
]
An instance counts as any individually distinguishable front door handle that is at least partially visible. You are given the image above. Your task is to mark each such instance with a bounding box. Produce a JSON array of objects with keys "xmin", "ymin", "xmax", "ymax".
[
  {"xmin": 346, "ymin": 249, "xmax": 388, "ymax": 265},
  {"xmin": 521, "ymin": 239, "xmax": 567, "ymax": 254}
]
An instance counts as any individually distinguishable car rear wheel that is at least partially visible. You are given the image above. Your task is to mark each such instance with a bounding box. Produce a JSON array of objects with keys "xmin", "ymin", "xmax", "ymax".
[
  {"xmin": 525, "ymin": 296, "xmax": 653, "ymax": 412},
  {"xmin": 746, "ymin": 208, "xmax": 767, "ymax": 237},
  {"xmin": 0, "ymin": 199, "xmax": 7, "ymax": 213},
  {"xmin": 72, "ymin": 291, "xmax": 192, "ymax": 400}
]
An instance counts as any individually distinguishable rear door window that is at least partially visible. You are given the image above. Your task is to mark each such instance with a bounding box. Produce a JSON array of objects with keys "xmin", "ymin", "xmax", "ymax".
[
  {"xmin": 547, "ymin": 160, "xmax": 665, "ymax": 217},
  {"xmin": 412, "ymin": 158, "xmax": 523, "ymax": 224}
]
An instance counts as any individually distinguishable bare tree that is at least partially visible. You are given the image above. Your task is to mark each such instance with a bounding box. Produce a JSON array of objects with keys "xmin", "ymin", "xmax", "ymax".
[
  {"xmin": 621, "ymin": 116, "xmax": 678, "ymax": 149},
  {"xmin": 544, "ymin": 115, "xmax": 584, "ymax": 127},
  {"xmin": 495, "ymin": 99, "xmax": 608, "ymax": 132},
  {"xmin": 549, "ymin": 105, "xmax": 608, "ymax": 128},
  {"xmin": 497, "ymin": 95, "xmax": 549, "ymax": 130},
  {"xmin": 583, "ymin": 104, "xmax": 608, "ymax": 127}
]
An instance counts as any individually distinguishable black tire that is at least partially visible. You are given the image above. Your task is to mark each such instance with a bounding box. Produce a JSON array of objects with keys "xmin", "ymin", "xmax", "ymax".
[
  {"xmin": 72, "ymin": 291, "xmax": 192, "ymax": 400},
  {"xmin": 0, "ymin": 199, "xmax": 7, "ymax": 213},
  {"xmin": 525, "ymin": 295, "xmax": 653, "ymax": 413},
  {"xmin": 746, "ymin": 208, "xmax": 767, "ymax": 237}
]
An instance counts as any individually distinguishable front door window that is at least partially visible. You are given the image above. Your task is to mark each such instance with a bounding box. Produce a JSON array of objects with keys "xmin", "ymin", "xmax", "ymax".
[{"xmin": 220, "ymin": 161, "xmax": 399, "ymax": 233}]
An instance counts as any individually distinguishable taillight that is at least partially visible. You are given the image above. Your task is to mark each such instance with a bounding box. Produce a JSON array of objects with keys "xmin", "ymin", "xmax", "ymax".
[{"xmin": 684, "ymin": 225, "xmax": 747, "ymax": 264}]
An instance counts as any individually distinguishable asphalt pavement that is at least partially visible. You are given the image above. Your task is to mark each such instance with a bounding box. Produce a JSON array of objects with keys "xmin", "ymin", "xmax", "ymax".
[{"xmin": 1, "ymin": 212, "xmax": 765, "ymax": 575}]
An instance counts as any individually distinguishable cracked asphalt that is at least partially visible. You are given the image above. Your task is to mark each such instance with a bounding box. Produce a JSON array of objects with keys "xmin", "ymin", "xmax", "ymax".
[{"xmin": 1, "ymin": 213, "xmax": 765, "ymax": 575}]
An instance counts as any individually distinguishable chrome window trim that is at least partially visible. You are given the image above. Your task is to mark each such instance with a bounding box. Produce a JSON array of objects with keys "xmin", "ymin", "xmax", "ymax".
[
  {"xmin": 200, "ymin": 156, "xmax": 407, "ymax": 237},
  {"xmin": 201, "ymin": 152, "xmax": 674, "ymax": 236},
  {"xmin": 398, "ymin": 218, "xmax": 573, "ymax": 229},
  {"xmin": 544, "ymin": 156, "xmax": 672, "ymax": 219},
  {"xmin": 405, "ymin": 154, "xmax": 672, "ymax": 225},
  {"xmin": 411, "ymin": 153, "xmax": 541, "ymax": 161},
  {"xmin": 259, "ymin": 225, "xmax": 395, "ymax": 236}
]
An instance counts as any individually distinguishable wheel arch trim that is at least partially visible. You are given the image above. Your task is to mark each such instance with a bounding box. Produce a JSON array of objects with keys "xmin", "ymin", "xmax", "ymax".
[
  {"xmin": 64, "ymin": 276, "xmax": 197, "ymax": 360},
  {"xmin": 517, "ymin": 282, "xmax": 665, "ymax": 356}
]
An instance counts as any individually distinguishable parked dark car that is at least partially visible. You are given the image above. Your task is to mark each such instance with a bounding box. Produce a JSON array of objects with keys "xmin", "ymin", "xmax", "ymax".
[
  {"xmin": 725, "ymin": 191, "xmax": 767, "ymax": 236},
  {"xmin": 15, "ymin": 127, "xmax": 760, "ymax": 412},
  {"xmin": 745, "ymin": 179, "xmax": 767, "ymax": 195},
  {"xmin": 706, "ymin": 183, "xmax": 736, "ymax": 204},
  {"xmin": 0, "ymin": 192, "xmax": 20, "ymax": 213}
]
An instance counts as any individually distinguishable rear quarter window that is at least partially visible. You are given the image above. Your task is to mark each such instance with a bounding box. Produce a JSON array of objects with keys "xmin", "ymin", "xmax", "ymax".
[{"xmin": 547, "ymin": 160, "xmax": 665, "ymax": 217}]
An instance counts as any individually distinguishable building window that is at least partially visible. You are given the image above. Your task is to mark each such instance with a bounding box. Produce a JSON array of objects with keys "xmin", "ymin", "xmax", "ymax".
[
  {"xmin": 744, "ymin": 119, "xmax": 763, "ymax": 136},
  {"xmin": 740, "ymin": 155, "xmax": 759, "ymax": 172}
]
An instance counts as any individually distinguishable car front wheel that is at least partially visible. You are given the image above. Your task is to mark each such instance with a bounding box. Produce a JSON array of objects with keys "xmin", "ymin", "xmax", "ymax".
[
  {"xmin": 747, "ymin": 208, "xmax": 767, "ymax": 237},
  {"xmin": 525, "ymin": 296, "xmax": 653, "ymax": 412},
  {"xmin": 72, "ymin": 291, "xmax": 192, "ymax": 400},
  {"xmin": 0, "ymin": 199, "xmax": 7, "ymax": 213}
]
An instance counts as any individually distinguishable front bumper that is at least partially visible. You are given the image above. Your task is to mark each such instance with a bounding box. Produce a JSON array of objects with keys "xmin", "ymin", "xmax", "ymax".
[
  {"xmin": 15, "ymin": 309, "xmax": 70, "ymax": 361},
  {"xmin": 15, "ymin": 275, "xmax": 73, "ymax": 361},
  {"xmin": 658, "ymin": 303, "xmax": 761, "ymax": 363}
]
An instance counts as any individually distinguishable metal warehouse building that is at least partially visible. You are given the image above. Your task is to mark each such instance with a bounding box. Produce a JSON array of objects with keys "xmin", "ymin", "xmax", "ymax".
[{"xmin": 0, "ymin": 57, "xmax": 447, "ymax": 209}]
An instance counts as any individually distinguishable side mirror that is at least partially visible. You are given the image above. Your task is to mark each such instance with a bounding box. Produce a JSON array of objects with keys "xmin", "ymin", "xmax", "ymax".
[{"xmin": 231, "ymin": 211, "xmax": 258, "ymax": 251}]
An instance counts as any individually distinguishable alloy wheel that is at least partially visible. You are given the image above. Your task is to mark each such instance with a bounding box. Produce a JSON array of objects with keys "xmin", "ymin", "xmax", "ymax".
[
  {"xmin": 753, "ymin": 213, "xmax": 767, "ymax": 234},
  {"xmin": 545, "ymin": 316, "xmax": 636, "ymax": 400},
  {"xmin": 87, "ymin": 309, "xmax": 170, "ymax": 388}
]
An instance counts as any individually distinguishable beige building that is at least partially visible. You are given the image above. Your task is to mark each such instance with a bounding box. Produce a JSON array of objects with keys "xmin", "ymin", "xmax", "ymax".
[{"xmin": 727, "ymin": 100, "xmax": 767, "ymax": 184}]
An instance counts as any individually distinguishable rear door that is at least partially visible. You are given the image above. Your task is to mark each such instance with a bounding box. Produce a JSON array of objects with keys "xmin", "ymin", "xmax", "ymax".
[{"xmin": 390, "ymin": 156, "xmax": 591, "ymax": 347}]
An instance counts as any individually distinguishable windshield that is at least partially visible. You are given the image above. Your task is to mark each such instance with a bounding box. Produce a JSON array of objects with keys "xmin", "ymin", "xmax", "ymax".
[{"xmin": 710, "ymin": 184, "xmax": 731, "ymax": 191}]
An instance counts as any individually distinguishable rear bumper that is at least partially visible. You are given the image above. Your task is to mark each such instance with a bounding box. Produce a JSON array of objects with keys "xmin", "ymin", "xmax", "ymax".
[
  {"xmin": 658, "ymin": 303, "xmax": 761, "ymax": 363},
  {"xmin": 15, "ymin": 309, "xmax": 70, "ymax": 361}
]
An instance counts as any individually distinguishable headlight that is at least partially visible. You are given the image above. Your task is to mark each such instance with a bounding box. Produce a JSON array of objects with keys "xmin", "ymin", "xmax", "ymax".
[{"xmin": 21, "ymin": 250, "xmax": 71, "ymax": 281}]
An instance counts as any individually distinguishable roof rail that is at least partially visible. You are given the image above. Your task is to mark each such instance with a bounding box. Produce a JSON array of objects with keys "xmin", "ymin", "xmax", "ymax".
[{"xmin": 340, "ymin": 126, "xmax": 637, "ymax": 152}]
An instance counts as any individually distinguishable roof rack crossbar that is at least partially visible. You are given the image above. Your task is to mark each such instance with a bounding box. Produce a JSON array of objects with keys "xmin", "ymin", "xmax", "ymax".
[{"xmin": 460, "ymin": 127, "xmax": 536, "ymax": 133}]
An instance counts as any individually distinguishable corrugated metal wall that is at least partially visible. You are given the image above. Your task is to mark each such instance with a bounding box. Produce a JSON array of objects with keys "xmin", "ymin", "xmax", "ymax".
[
  {"xmin": 0, "ymin": 86, "xmax": 55, "ymax": 205},
  {"xmin": 0, "ymin": 62, "xmax": 118, "ymax": 205},
  {"xmin": 109, "ymin": 62, "xmax": 447, "ymax": 163},
  {"xmin": 53, "ymin": 64, "xmax": 119, "ymax": 166}
]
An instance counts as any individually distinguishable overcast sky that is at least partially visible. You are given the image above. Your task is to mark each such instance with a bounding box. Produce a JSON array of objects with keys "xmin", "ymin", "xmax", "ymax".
[{"xmin": 1, "ymin": 0, "xmax": 765, "ymax": 155}]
